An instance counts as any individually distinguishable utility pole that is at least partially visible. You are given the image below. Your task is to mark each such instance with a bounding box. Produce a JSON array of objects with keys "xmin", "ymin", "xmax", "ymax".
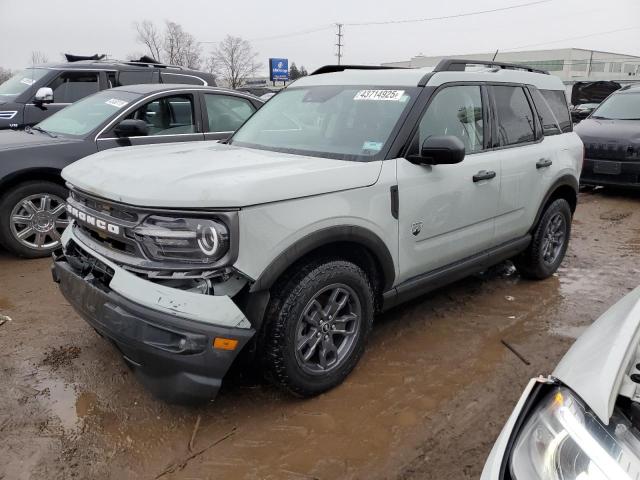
[{"xmin": 335, "ymin": 23, "xmax": 344, "ymax": 65}]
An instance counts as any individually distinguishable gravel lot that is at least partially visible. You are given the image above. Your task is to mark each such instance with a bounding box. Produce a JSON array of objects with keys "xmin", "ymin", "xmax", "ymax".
[{"xmin": 2, "ymin": 189, "xmax": 640, "ymax": 480}]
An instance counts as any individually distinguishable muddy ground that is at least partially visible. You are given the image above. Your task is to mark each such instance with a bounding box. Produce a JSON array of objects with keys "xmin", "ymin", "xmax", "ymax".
[{"xmin": 2, "ymin": 189, "xmax": 640, "ymax": 480}]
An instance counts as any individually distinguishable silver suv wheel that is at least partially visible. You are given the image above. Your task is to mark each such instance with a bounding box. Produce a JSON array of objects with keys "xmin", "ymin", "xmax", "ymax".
[{"xmin": 10, "ymin": 193, "xmax": 68, "ymax": 251}]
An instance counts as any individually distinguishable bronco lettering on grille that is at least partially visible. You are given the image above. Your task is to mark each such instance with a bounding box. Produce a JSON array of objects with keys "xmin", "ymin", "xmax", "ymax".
[{"xmin": 66, "ymin": 204, "xmax": 121, "ymax": 235}]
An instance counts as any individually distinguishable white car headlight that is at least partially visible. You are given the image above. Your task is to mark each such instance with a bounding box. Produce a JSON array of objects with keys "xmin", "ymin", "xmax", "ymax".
[{"xmin": 510, "ymin": 387, "xmax": 640, "ymax": 480}]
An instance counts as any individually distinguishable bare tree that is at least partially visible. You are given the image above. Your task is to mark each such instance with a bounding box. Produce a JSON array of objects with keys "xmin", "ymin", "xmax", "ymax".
[
  {"xmin": 30, "ymin": 51, "xmax": 49, "ymax": 65},
  {"xmin": 0, "ymin": 67, "xmax": 12, "ymax": 84},
  {"xmin": 134, "ymin": 20, "xmax": 163, "ymax": 62},
  {"xmin": 163, "ymin": 21, "xmax": 202, "ymax": 69},
  {"xmin": 208, "ymin": 35, "xmax": 260, "ymax": 89}
]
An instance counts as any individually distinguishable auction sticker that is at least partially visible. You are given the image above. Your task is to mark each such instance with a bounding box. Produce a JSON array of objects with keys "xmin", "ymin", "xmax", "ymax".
[
  {"xmin": 105, "ymin": 98, "xmax": 128, "ymax": 108},
  {"xmin": 354, "ymin": 90, "xmax": 405, "ymax": 101},
  {"xmin": 20, "ymin": 78, "xmax": 36, "ymax": 86}
]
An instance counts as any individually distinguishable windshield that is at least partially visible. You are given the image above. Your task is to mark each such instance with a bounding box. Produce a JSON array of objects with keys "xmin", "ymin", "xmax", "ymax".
[
  {"xmin": 0, "ymin": 68, "xmax": 50, "ymax": 99},
  {"xmin": 591, "ymin": 93, "xmax": 640, "ymax": 120},
  {"xmin": 230, "ymin": 86, "xmax": 417, "ymax": 161},
  {"xmin": 37, "ymin": 90, "xmax": 139, "ymax": 137}
]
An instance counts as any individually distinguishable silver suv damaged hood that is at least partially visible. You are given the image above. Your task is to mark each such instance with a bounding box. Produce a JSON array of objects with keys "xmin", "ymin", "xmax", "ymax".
[
  {"xmin": 553, "ymin": 285, "xmax": 640, "ymax": 423},
  {"xmin": 62, "ymin": 142, "xmax": 383, "ymax": 208}
]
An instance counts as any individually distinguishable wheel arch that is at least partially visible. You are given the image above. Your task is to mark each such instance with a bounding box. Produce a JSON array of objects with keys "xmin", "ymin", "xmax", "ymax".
[
  {"xmin": 0, "ymin": 168, "xmax": 65, "ymax": 201},
  {"xmin": 249, "ymin": 225, "xmax": 396, "ymax": 297},
  {"xmin": 530, "ymin": 175, "xmax": 578, "ymax": 232}
]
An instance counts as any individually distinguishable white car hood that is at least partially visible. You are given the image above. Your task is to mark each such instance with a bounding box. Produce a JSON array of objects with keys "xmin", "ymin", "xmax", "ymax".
[
  {"xmin": 62, "ymin": 142, "xmax": 383, "ymax": 208},
  {"xmin": 553, "ymin": 285, "xmax": 640, "ymax": 423}
]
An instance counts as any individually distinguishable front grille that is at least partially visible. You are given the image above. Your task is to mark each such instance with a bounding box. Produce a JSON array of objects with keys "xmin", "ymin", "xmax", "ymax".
[
  {"xmin": 585, "ymin": 142, "xmax": 638, "ymax": 161},
  {"xmin": 71, "ymin": 190, "xmax": 139, "ymax": 222}
]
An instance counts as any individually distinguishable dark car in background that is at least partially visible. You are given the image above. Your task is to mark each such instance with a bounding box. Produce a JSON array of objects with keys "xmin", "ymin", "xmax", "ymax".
[
  {"xmin": 569, "ymin": 80, "xmax": 621, "ymax": 123},
  {"xmin": 576, "ymin": 84, "xmax": 640, "ymax": 188},
  {"xmin": 0, "ymin": 54, "xmax": 217, "ymax": 130},
  {"xmin": 0, "ymin": 84, "xmax": 262, "ymax": 258}
]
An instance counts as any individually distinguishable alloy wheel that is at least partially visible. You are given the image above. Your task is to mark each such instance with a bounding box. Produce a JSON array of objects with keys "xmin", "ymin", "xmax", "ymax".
[
  {"xmin": 541, "ymin": 212, "xmax": 566, "ymax": 265},
  {"xmin": 10, "ymin": 193, "xmax": 69, "ymax": 251}
]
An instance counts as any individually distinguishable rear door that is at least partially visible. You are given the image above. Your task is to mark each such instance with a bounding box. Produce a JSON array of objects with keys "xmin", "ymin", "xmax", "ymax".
[
  {"xmin": 24, "ymin": 70, "xmax": 100, "ymax": 125},
  {"xmin": 96, "ymin": 92, "xmax": 204, "ymax": 150},
  {"xmin": 396, "ymin": 83, "xmax": 501, "ymax": 281},
  {"xmin": 201, "ymin": 93, "xmax": 258, "ymax": 141},
  {"xmin": 490, "ymin": 84, "xmax": 556, "ymax": 244}
]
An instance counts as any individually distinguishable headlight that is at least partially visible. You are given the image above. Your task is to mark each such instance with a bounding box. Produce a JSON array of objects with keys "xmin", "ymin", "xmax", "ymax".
[
  {"xmin": 510, "ymin": 387, "xmax": 640, "ymax": 479},
  {"xmin": 133, "ymin": 215, "xmax": 230, "ymax": 264}
]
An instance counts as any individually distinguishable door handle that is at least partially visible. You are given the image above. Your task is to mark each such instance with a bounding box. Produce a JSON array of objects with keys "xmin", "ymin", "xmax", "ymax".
[
  {"xmin": 536, "ymin": 158, "xmax": 553, "ymax": 169},
  {"xmin": 473, "ymin": 170, "xmax": 497, "ymax": 182}
]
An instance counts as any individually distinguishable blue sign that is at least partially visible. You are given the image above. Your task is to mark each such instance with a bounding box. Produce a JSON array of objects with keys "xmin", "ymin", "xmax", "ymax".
[{"xmin": 269, "ymin": 58, "xmax": 289, "ymax": 81}]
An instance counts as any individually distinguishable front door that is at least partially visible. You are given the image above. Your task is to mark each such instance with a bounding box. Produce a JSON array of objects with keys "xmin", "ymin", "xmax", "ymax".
[
  {"xmin": 396, "ymin": 84, "xmax": 501, "ymax": 283},
  {"xmin": 96, "ymin": 93, "xmax": 204, "ymax": 150}
]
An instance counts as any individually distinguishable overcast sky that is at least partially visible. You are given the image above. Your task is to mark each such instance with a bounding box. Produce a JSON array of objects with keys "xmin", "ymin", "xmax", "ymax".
[{"xmin": 1, "ymin": 0, "xmax": 639, "ymax": 73}]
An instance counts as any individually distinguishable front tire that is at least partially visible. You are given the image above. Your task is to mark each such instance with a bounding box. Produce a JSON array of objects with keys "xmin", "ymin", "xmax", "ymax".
[
  {"xmin": 515, "ymin": 198, "xmax": 572, "ymax": 280},
  {"xmin": 0, "ymin": 181, "xmax": 69, "ymax": 258},
  {"xmin": 262, "ymin": 259, "xmax": 374, "ymax": 397}
]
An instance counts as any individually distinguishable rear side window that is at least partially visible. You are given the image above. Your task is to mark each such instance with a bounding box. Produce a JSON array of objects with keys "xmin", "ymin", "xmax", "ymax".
[
  {"xmin": 47, "ymin": 71, "xmax": 99, "ymax": 103},
  {"xmin": 161, "ymin": 73, "xmax": 206, "ymax": 86},
  {"xmin": 118, "ymin": 70, "xmax": 155, "ymax": 86},
  {"xmin": 125, "ymin": 94, "xmax": 196, "ymax": 135},
  {"xmin": 204, "ymin": 94, "xmax": 256, "ymax": 132},
  {"xmin": 493, "ymin": 86, "xmax": 536, "ymax": 146},
  {"xmin": 530, "ymin": 88, "xmax": 562, "ymax": 136},
  {"xmin": 540, "ymin": 89, "xmax": 571, "ymax": 133}
]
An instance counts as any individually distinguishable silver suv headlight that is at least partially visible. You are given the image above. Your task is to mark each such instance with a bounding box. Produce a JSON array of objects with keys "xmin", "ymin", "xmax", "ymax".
[
  {"xmin": 510, "ymin": 387, "xmax": 640, "ymax": 479},
  {"xmin": 133, "ymin": 215, "xmax": 230, "ymax": 264}
]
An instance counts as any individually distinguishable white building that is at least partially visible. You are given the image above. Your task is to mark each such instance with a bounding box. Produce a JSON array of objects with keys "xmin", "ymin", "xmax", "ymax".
[{"xmin": 382, "ymin": 48, "xmax": 640, "ymax": 83}]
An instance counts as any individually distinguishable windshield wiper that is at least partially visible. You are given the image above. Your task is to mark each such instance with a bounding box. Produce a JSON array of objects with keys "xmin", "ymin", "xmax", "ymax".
[{"xmin": 29, "ymin": 125, "xmax": 57, "ymax": 138}]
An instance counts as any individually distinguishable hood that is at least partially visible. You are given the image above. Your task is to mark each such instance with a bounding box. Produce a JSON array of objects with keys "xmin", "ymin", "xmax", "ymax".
[
  {"xmin": 571, "ymin": 81, "xmax": 621, "ymax": 106},
  {"xmin": 575, "ymin": 118, "xmax": 640, "ymax": 144},
  {"xmin": 553, "ymin": 286, "xmax": 640, "ymax": 424},
  {"xmin": 62, "ymin": 142, "xmax": 383, "ymax": 208},
  {"xmin": 0, "ymin": 129, "xmax": 80, "ymax": 151}
]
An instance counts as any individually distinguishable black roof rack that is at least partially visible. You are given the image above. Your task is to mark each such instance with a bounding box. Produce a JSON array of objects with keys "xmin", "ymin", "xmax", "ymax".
[
  {"xmin": 65, "ymin": 53, "xmax": 106, "ymax": 62},
  {"xmin": 310, "ymin": 65, "xmax": 407, "ymax": 76},
  {"xmin": 433, "ymin": 58, "xmax": 549, "ymax": 75}
]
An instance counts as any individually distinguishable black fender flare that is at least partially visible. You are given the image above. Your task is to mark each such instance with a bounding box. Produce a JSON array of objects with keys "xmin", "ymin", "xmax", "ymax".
[
  {"xmin": 250, "ymin": 225, "xmax": 396, "ymax": 293},
  {"xmin": 530, "ymin": 174, "xmax": 579, "ymax": 232}
]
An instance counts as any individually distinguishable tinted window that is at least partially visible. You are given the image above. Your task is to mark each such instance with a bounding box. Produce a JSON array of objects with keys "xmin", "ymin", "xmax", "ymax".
[
  {"xmin": 540, "ymin": 89, "xmax": 571, "ymax": 132},
  {"xmin": 412, "ymin": 85, "xmax": 484, "ymax": 154},
  {"xmin": 493, "ymin": 86, "xmax": 536, "ymax": 146},
  {"xmin": 126, "ymin": 94, "xmax": 195, "ymax": 135},
  {"xmin": 118, "ymin": 70, "xmax": 154, "ymax": 86},
  {"xmin": 530, "ymin": 88, "xmax": 562, "ymax": 136},
  {"xmin": 204, "ymin": 94, "xmax": 256, "ymax": 132},
  {"xmin": 47, "ymin": 72, "xmax": 99, "ymax": 103},
  {"xmin": 161, "ymin": 73, "xmax": 205, "ymax": 85},
  {"xmin": 591, "ymin": 92, "xmax": 640, "ymax": 120}
]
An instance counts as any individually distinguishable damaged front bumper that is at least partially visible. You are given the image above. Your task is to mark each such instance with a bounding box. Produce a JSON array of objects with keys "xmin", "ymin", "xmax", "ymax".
[{"xmin": 51, "ymin": 226, "xmax": 255, "ymax": 403}]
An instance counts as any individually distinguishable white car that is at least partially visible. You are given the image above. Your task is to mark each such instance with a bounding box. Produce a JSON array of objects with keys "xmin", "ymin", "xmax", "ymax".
[{"xmin": 482, "ymin": 286, "xmax": 640, "ymax": 479}]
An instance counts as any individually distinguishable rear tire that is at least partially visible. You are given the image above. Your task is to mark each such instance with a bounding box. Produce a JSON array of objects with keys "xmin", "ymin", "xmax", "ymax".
[
  {"xmin": 261, "ymin": 258, "xmax": 374, "ymax": 397},
  {"xmin": 515, "ymin": 198, "xmax": 571, "ymax": 280},
  {"xmin": 0, "ymin": 181, "xmax": 69, "ymax": 258}
]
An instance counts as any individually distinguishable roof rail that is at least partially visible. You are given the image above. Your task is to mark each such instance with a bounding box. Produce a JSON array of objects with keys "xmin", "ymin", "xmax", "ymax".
[
  {"xmin": 433, "ymin": 58, "xmax": 549, "ymax": 75},
  {"xmin": 310, "ymin": 65, "xmax": 407, "ymax": 76}
]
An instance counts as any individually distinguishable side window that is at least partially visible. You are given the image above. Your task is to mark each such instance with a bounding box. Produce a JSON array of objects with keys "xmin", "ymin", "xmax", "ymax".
[
  {"xmin": 530, "ymin": 88, "xmax": 562, "ymax": 136},
  {"xmin": 161, "ymin": 72, "xmax": 206, "ymax": 85},
  {"xmin": 118, "ymin": 70, "xmax": 154, "ymax": 86},
  {"xmin": 47, "ymin": 71, "xmax": 99, "ymax": 103},
  {"xmin": 540, "ymin": 89, "xmax": 572, "ymax": 133},
  {"xmin": 125, "ymin": 94, "xmax": 195, "ymax": 136},
  {"xmin": 411, "ymin": 85, "xmax": 484, "ymax": 155},
  {"xmin": 204, "ymin": 94, "xmax": 256, "ymax": 132},
  {"xmin": 493, "ymin": 86, "xmax": 536, "ymax": 146},
  {"xmin": 107, "ymin": 72, "xmax": 117, "ymax": 88}
]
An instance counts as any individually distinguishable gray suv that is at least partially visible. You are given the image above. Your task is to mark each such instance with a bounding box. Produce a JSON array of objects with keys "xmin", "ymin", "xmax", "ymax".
[{"xmin": 52, "ymin": 59, "xmax": 583, "ymax": 403}]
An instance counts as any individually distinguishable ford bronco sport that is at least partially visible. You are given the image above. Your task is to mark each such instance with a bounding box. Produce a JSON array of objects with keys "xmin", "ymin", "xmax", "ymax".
[{"xmin": 52, "ymin": 59, "xmax": 583, "ymax": 403}]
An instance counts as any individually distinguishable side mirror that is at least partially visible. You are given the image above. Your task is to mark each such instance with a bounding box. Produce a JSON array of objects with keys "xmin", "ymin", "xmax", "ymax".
[
  {"xmin": 34, "ymin": 87, "xmax": 53, "ymax": 105},
  {"xmin": 408, "ymin": 135, "xmax": 466, "ymax": 166},
  {"xmin": 114, "ymin": 119, "xmax": 149, "ymax": 138}
]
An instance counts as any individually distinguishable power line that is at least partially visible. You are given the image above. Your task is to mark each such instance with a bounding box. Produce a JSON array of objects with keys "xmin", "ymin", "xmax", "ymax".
[
  {"xmin": 502, "ymin": 26, "xmax": 640, "ymax": 51},
  {"xmin": 344, "ymin": 0, "xmax": 552, "ymax": 26}
]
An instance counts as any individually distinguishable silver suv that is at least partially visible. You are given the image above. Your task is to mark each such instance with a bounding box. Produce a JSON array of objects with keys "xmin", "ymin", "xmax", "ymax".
[{"xmin": 52, "ymin": 59, "xmax": 583, "ymax": 403}]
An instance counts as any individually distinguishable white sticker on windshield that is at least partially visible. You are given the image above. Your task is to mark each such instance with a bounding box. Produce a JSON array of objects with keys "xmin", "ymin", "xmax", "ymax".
[
  {"xmin": 354, "ymin": 90, "xmax": 405, "ymax": 101},
  {"xmin": 105, "ymin": 98, "xmax": 128, "ymax": 108},
  {"xmin": 20, "ymin": 78, "xmax": 36, "ymax": 86},
  {"xmin": 362, "ymin": 141, "xmax": 384, "ymax": 152}
]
